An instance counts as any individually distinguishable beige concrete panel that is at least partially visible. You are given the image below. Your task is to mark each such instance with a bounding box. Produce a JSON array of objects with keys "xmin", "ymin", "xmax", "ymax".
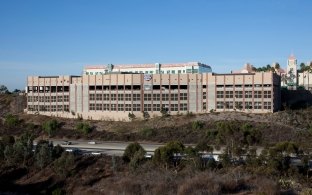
[
  {"xmin": 224, "ymin": 75, "xmax": 234, "ymax": 85},
  {"xmin": 244, "ymin": 75, "xmax": 253, "ymax": 84},
  {"xmin": 234, "ymin": 75, "xmax": 244, "ymax": 84},
  {"xmin": 215, "ymin": 75, "xmax": 224, "ymax": 85},
  {"xmin": 263, "ymin": 73, "xmax": 273, "ymax": 84},
  {"xmin": 170, "ymin": 74, "xmax": 179, "ymax": 85},
  {"xmin": 132, "ymin": 74, "xmax": 142, "ymax": 85},
  {"xmin": 161, "ymin": 74, "xmax": 170, "ymax": 85},
  {"xmin": 254, "ymin": 73, "xmax": 263, "ymax": 84}
]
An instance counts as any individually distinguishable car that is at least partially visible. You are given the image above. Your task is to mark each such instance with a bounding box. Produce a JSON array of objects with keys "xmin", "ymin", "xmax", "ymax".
[
  {"xmin": 88, "ymin": 141, "xmax": 96, "ymax": 145},
  {"xmin": 61, "ymin": 141, "xmax": 72, "ymax": 145}
]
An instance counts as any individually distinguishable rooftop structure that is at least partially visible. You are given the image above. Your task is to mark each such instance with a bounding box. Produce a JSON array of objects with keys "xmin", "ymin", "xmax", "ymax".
[{"xmin": 84, "ymin": 62, "xmax": 212, "ymax": 75}]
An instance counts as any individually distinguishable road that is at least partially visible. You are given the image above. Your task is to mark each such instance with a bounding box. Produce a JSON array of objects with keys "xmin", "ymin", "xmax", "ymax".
[
  {"xmin": 34, "ymin": 139, "xmax": 168, "ymax": 156},
  {"xmin": 33, "ymin": 139, "xmax": 264, "ymax": 158}
]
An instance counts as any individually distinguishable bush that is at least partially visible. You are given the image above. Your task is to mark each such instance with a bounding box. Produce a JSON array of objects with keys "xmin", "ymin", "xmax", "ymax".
[
  {"xmin": 192, "ymin": 120, "xmax": 204, "ymax": 130},
  {"xmin": 4, "ymin": 114, "xmax": 19, "ymax": 127},
  {"xmin": 42, "ymin": 120, "xmax": 59, "ymax": 137},
  {"xmin": 53, "ymin": 152, "xmax": 75, "ymax": 177},
  {"xmin": 75, "ymin": 122, "xmax": 92, "ymax": 134},
  {"xmin": 140, "ymin": 127, "xmax": 155, "ymax": 138},
  {"xmin": 123, "ymin": 142, "xmax": 146, "ymax": 163}
]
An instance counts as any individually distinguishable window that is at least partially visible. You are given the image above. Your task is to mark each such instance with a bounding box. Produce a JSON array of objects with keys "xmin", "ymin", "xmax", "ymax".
[
  {"xmin": 153, "ymin": 104, "xmax": 160, "ymax": 111},
  {"xmin": 180, "ymin": 93, "xmax": 187, "ymax": 100},
  {"xmin": 180, "ymin": 103, "xmax": 188, "ymax": 111},
  {"xmin": 51, "ymin": 96, "xmax": 56, "ymax": 102},
  {"xmin": 167, "ymin": 70, "xmax": 170, "ymax": 74},
  {"xmin": 171, "ymin": 70, "xmax": 175, "ymax": 74},
  {"xmin": 64, "ymin": 105, "xmax": 69, "ymax": 112},
  {"xmin": 254, "ymin": 91, "xmax": 262, "ymax": 99},
  {"xmin": 170, "ymin": 104, "xmax": 179, "ymax": 111},
  {"xmin": 133, "ymin": 94, "xmax": 141, "ymax": 101},
  {"xmin": 217, "ymin": 102, "xmax": 223, "ymax": 109},
  {"xmin": 254, "ymin": 102, "xmax": 262, "ymax": 109},
  {"xmin": 162, "ymin": 94, "xmax": 169, "ymax": 101},
  {"xmin": 27, "ymin": 96, "xmax": 33, "ymax": 102},
  {"xmin": 89, "ymin": 94, "xmax": 95, "ymax": 101},
  {"xmin": 153, "ymin": 94, "xmax": 160, "ymax": 101},
  {"xmin": 264, "ymin": 102, "xmax": 271, "ymax": 109},
  {"xmin": 224, "ymin": 101, "xmax": 233, "ymax": 109},
  {"xmin": 125, "ymin": 104, "xmax": 131, "ymax": 111},
  {"xmin": 111, "ymin": 94, "xmax": 116, "ymax": 101},
  {"xmin": 57, "ymin": 96, "xmax": 63, "ymax": 102},
  {"xmin": 96, "ymin": 104, "xmax": 102, "ymax": 111},
  {"xmin": 125, "ymin": 94, "xmax": 131, "ymax": 101},
  {"xmin": 225, "ymin": 91, "xmax": 233, "ymax": 98},
  {"xmin": 217, "ymin": 91, "xmax": 224, "ymax": 98},
  {"xmin": 178, "ymin": 70, "xmax": 181, "ymax": 74},
  {"xmin": 103, "ymin": 104, "xmax": 109, "ymax": 111},
  {"xmin": 203, "ymin": 102, "xmax": 207, "ymax": 110},
  {"xmin": 111, "ymin": 104, "xmax": 116, "ymax": 111},
  {"xmin": 171, "ymin": 93, "xmax": 178, "ymax": 101},
  {"xmin": 64, "ymin": 95, "xmax": 69, "ymax": 102},
  {"xmin": 57, "ymin": 105, "xmax": 63, "ymax": 111},
  {"xmin": 51, "ymin": 105, "xmax": 56, "ymax": 112},
  {"xmin": 203, "ymin": 92, "xmax": 206, "ymax": 100},
  {"xmin": 245, "ymin": 91, "xmax": 252, "ymax": 98},
  {"xmin": 118, "ymin": 104, "xmax": 124, "ymax": 111},
  {"xmin": 96, "ymin": 94, "xmax": 102, "ymax": 101},
  {"xmin": 144, "ymin": 94, "xmax": 152, "ymax": 101},
  {"xmin": 133, "ymin": 104, "xmax": 141, "ymax": 111},
  {"xmin": 89, "ymin": 103, "xmax": 95, "ymax": 111},
  {"xmin": 235, "ymin": 91, "xmax": 243, "ymax": 98},
  {"xmin": 245, "ymin": 102, "xmax": 252, "ymax": 109},
  {"xmin": 103, "ymin": 94, "xmax": 109, "ymax": 101},
  {"xmin": 264, "ymin": 91, "xmax": 271, "ymax": 98},
  {"xmin": 118, "ymin": 94, "xmax": 124, "ymax": 101},
  {"xmin": 144, "ymin": 104, "xmax": 152, "ymax": 111}
]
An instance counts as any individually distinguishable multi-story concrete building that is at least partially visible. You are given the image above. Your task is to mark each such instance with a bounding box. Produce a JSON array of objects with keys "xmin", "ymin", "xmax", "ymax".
[
  {"xmin": 26, "ymin": 65, "xmax": 281, "ymax": 121},
  {"xmin": 84, "ymin": 62, "xmax": 212, "ymax": 75}
]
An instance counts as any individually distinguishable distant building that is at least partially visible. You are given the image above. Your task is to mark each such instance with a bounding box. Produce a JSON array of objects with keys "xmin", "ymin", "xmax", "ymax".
[
  {"xmin": 26, "ymin": 62, "xmax": 281, "ymax": 121},
  {"xmin": 83, "ymin": 62, "xmax": 212, "ymax": 75}
]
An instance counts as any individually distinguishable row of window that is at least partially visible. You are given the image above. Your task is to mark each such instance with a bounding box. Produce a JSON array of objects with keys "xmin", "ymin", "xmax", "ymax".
[
  {"xmin": 89, "ymin": 93, "xmax": 188, "ymax": 101},
  {"xmin": 28, "ymin": 86, "xmax": 69, "ymax": 93},
  {"xmin": 216, "ymin": 84, "xmax": 272, "ymax": 88},
  {"xmin": 89, "ymin": 85, "xmax": 188, "ymax": 91},
  {"xmin": 89, "ymin": 103, "xmax": 188, "ymax": 112},
  {"xmin": 216, "ymin": 91, "xmax": 271, "ymax": 99},
  {"xmin": 85, "ymin": 69, "xmax": 198, "ymax": 75},
  {"xmin": 28, "ymin": 105, "xmax": 69, "ymax": 112},
  {"xmin": 216, "ymin": 101, "xmax": 271, "ymax": 110},
  {"xmin": 28, "ymin": 96, "xmax": 69, "ymax": 102}
]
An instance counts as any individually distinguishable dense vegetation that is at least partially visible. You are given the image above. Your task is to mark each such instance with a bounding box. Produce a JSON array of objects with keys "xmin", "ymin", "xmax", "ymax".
[{"xmin": 2, "ymin": 93, "xmax": 312, "ymax": 193}]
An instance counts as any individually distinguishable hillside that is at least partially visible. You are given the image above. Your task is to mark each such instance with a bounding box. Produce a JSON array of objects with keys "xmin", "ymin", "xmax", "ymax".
[{"xmin": 2, "ymin": 94, "xmax": 312, "ymax": 194}]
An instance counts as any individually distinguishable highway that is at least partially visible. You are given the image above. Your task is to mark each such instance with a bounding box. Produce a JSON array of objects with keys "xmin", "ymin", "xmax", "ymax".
[
  {"xmin": 34, "ymin": 139, "xmax": 167, "ymax": 156},
  {"xmin": 33, "ymin": 139, "xmax": 264, "ymax": 158}
]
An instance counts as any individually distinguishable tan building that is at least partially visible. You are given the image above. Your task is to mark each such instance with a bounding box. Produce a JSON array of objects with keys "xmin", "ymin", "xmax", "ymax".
[{"xmin": 26, "ymin": 70, "xmax": 281, "ymax": 121}]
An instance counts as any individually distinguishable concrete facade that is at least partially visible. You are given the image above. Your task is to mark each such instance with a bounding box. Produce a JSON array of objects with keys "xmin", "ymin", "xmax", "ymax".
[{"xmin": 26, "ymin": 71, "xmax": 281, "ymax": 121}]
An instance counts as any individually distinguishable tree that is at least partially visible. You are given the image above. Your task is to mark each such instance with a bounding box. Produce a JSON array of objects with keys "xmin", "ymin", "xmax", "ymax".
[
  {"xmin": 35, "ymin": 140, "xmax": 54, "ymax": 169},
  {"xmin": 4, "ymin": 114, "xmax": 19, "ymax": 127},
  {"xmin": 128, "ymin": 112, "xmax": 136, "ymax": 121},
  {"xmin": 123, "ymin": 142, "xmax": 146, "ymax": 163},
  {"xmin": 153, "ymin": 141, "xmax": 185, "ymax": 169},
  {"xmin": 0, "ymin": 85, "xmax": 9, "ymax": 94},
  {"xmin": 53, "ymin": 152, "xmax": 75, "ymax": 177},
  {"xmin": 75, "ymin": 122, "xmax": 92, "ymax": 134},
  {"xmin": 42, "ymin": 120, "xmax": 59, "ymax": 137},
  {"xmin": 274, "ymin": 63, "xmax": 280, "ymax": 70}
]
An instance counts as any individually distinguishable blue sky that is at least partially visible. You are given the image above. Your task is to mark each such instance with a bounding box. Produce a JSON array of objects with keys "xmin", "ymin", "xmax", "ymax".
[{"xmin": 0, "ymin": 0, "xmax": 312, "ymax": 90}]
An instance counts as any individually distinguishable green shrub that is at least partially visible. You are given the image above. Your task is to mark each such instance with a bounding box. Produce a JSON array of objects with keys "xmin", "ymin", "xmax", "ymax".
[
  {"xmin": 42, "ymin": 120, "xmax": 58, "ymax": 137},
  {"xmin": 75, "ymin": 122, "xmax": 92, "ymax": 134},
  {"xmin": 140, "ymin": 127, "xmax": 155, "ymax": 138},
  {"xmin": 123, "ymin": 142, "xmax": 146, "ymax": 163},
  {"xmin": 192, "ymin": 120, "xmax": 204, "ymax": 130},
  {"xmin": 4, "ymin": 114, "xmax": 19, "ymax": 127}
]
